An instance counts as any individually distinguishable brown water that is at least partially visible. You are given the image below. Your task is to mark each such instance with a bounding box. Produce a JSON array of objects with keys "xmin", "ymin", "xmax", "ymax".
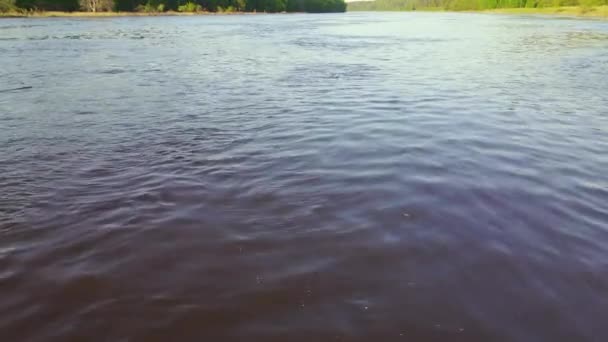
[{"xmin": 1, "ymin": 12, "xmax": 608, "ymax": 341}]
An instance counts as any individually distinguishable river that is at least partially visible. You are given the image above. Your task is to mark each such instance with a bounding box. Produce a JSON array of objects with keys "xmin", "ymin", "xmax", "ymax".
[{"xmin": 1, "ymin": 12, "xmax": 608, "ymax": 341}]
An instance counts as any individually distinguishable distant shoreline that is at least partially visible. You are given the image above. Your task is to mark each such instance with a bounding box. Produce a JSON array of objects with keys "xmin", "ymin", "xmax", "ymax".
[
  {"xmin": 346, "ymin": 5, "xmax": 608, "ymax": 19},
  {"xmin": 2, "ymin": 6, "xmax": 608, "ymax": 18},
  {"xmin": 479, "ymin": 6, "xmax": 608, "ymax": 18},
  {"xmin": 0, "ymin": 11, "xmax": 271, "ymax": 18}
]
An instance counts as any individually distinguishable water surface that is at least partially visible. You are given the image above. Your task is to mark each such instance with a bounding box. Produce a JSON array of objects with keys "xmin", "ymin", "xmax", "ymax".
[{"xmin": 1, "ymin": 12, "xmax": 608, "ymax": 341}]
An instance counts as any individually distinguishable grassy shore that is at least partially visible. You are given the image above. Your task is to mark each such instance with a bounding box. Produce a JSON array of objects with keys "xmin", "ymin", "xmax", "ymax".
[
  {"xmin": 0, "ymin": 10, "xmax": 254, "ymax": 18},
  {"xmin": 480, "ymin": 6, "xmax": 608, "ymax": 18},
  {"xmin": 2, "ymin": 6, "xmax": 608, "ymax": 17},
  {"xmin": 347, "ymin": 3, "xmax": 608, "ymax": 18}
]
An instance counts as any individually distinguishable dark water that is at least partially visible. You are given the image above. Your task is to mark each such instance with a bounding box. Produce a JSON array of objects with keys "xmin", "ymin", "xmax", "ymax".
[{"xmin": 1, "ymin": 12, "xmax": 608, "ymax": 341}]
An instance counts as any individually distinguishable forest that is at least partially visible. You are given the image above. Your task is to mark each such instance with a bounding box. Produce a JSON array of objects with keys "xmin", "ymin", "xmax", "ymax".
[
  {"xmin": 0, "ymin": 0, "xmax": 346, "ymax": 13},
  {"xmin": 347, "ymin": 0, "xmax": 607, "ymax": 11}
]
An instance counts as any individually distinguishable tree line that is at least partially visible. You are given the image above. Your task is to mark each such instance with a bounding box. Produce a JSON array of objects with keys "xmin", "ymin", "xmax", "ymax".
[
  {"xmin": 347, "ymin": 0, "xmax": 607, "ymax": 10},
  {"xmin": 0, "ymin": 0, "xmax": 345, "ymax": 13}
]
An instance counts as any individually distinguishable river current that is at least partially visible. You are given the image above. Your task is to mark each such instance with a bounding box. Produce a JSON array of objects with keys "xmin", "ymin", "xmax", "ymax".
[{"xmin": 1, "ymin": 12, "xmax": 608, "ymax": 341}]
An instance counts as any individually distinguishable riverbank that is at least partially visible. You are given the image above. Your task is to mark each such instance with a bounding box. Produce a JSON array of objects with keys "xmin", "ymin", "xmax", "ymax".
[
  {"xmin": 3, "ymin": 6, "xmax": 607, "ymax": 18},
  {"xmin": 481, "ymin": 6, "xmax": 608, "ymax": 18},
  {"xmin": 347, "ymin": 4, "xmax": 608, "ymax": 19},
  {"xmin": 0, "ymin": 11, "xmax": 252, "ymax": 18}
]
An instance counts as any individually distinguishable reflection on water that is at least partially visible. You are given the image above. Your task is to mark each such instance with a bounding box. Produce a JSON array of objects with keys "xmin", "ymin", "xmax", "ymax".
[{"xmin": 1, "ymin": 12, "xmax": 608, "ymax": 342}]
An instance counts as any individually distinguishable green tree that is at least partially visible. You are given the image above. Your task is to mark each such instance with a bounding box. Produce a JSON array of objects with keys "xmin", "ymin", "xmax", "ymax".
[
  {"xmin": 16, "ymin": 0, "xmax": 80, "ymax": 10},
  {"xmin": 0, "ymin": 0, "xmax": 16, "ymax": 12}
]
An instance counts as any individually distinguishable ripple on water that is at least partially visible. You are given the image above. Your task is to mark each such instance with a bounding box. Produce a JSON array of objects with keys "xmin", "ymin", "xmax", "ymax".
[{"xmin": 1, "ymin": 12, "xmax": 608, "ymax": 342}]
